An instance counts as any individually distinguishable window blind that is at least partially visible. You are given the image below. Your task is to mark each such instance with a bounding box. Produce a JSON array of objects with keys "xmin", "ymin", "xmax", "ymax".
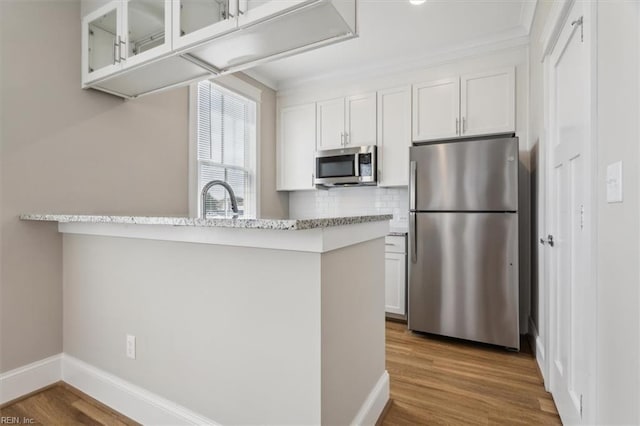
[{"xmin": 197, "ymin": 80, "xmax": 256, "ymax": 217}]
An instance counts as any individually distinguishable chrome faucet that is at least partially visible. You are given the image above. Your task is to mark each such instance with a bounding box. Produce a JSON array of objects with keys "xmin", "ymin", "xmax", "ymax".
[{"xmin": 201, "ymin": 180, "xmax": 239, "ymax": 218}]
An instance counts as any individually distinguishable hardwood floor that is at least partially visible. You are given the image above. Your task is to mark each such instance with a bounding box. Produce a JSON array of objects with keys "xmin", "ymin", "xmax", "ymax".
[
  {"xmin": 2, "ymin": 323, "xmax": 559, "ymax": 425},
  {"xmin": 0, "ymin": 383, "xmax": 138, "ymax": 426},
  {"xmin": 381, "ymin": 320, "xmax": 561, "ymax": 425}
]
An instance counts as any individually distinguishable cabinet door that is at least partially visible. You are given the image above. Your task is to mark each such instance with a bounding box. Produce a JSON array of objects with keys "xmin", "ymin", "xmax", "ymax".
[
  {"xmin": 238, "ymin": 0, "xmax": 315, "ymax": 27},
  {"xmin": 377, "ymin": 86, "xmax": 411, "ymax": 187},
  {"xmin": 316, "ymin": 98, "xmax": 345, "ymax": 150},
  {"xmin": 278, "ymin": 103, "xmax": 316, "ymax": 191},
  {"xmin": 345, "ymin": 92, "xmax": 377, "ymax": 146},
  {"xmin": 82, "ymin": 1, "xmax": 124, "ymax": 84},
  {"xmin": 121, "ymin": 0, "xmax": 172, "ymax": 69},
  {"xmin": 172, "ymin": 0, "xmax": 238, "ymax": 50},
  {"xmin": 385, "ymin": 252, "xmax": 406, "ymax": 316},
  {"xmin": 412, "ymin": 77, "xmax": 460, "ymax": 142},
  {"xmin": 460, "ymin": 67, "xmax": 515, "ymax": 137}
]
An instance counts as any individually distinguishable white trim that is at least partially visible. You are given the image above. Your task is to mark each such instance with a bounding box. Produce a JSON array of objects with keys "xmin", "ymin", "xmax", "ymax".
[
  {"xmin": 275, "ymin": 31, "xmax": 529, "ymax": 93},
  {"xmin": 350, "ymin": 371, "xmax": 390, "ymax": 426},
  {"xmin": 61, "ymin": 354, "xmax": 219, "ymax": 426},
  {"xmin": 188, "ymin": 84, "xmax": 198, "ymax": 218},
  {"xmin": 528, "ymin": 316, "xmax": 547, "ymax": 387},
  {"xmin": 212, "ymin": 74, "xmax": 263, "ymax": 103},
  {"xmin": 520, "ymin": 0, "xmax": 538, "ymax": 35},
  {"xmin": 539, "ymin": 0, "xmax": 575, "ymax": 61},
  {"xmin": 57, "ymin": 220, "xmax": 389, "ymax": 254},
  {"xmin": 0, "ymin": 354, "xmax": 62, "ymax": 404}
]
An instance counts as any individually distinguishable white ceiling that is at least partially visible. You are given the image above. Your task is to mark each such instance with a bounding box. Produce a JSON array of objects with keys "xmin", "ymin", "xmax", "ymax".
[{"xmin": 246, "ymin": 0, "xmax": 536, "ymax": 90}]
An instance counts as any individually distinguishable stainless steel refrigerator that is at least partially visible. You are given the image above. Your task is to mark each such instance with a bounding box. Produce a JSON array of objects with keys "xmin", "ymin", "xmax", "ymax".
[{"xmin": 408, "ymin": 136, "xmax": 519, "ymax": 350}]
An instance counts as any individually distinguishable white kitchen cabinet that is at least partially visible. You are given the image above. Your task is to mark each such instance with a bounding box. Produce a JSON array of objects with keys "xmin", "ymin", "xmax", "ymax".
[
  {"xmin": 316, "ymin": 93, "xmax": 376, "ymax": 150},
  {"xmin": 460, "ymin": 67, "xmax": 515, "ymax": 137},
  {"xmin": 377, "ymin": 86, "xmax": 411, "ymax": 187},
  {"xmin": 412, "ymin": 67, "xmax": 515, "ymax": 142},
  {"xmin": 277, "ymin": 103, "xmax": 317, "ymax": 191},
  {"xmin": 82, "ymin": 0, "xmax": 173, "ymax": 84},
  {"xmin": 172, "ymin": 0, "xmax": 237, "ymax": 50},
  {"xmin": 412, "ymin": 77, "xmax": 460, "ymax": 142},
  {"xmin": 316, "ymin": 98, "xmax": 345, "ymax": 150},
  {"xmin": 385, "ymin": 235, "xmax": 407, "ymax": 317}
]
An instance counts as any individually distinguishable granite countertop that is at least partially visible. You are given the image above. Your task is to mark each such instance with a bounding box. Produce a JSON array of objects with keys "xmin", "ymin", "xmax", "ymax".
[{"xmin": 20, "ymin": 213, "xmax": 393, "ymax": 231}]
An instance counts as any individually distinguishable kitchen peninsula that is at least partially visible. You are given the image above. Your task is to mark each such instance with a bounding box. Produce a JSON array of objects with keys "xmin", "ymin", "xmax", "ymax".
[{"xmin": 19, "ymin": 213, "xmax": 391, "ymax": 425}]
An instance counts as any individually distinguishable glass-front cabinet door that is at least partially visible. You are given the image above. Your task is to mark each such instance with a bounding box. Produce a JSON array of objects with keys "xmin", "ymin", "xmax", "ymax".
[
  {"xmin": 121, "ymin": 0, "xmax": 172, "ymax": 69},
  {"xmin": 82, "ymin": 1, "xmax": 123, "ymax": 84},
  {"xmin": 237, "ymin": 0, "xmax": 315, "ymax": 27},
  {"xmin": 172, "ymin": 0, "xmax": 238, "ymax": 51}
]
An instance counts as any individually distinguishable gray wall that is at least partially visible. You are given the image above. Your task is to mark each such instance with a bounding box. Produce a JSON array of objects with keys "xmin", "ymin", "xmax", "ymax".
[
  {"xmin": 595, "ymin": 2, "xmax": 640, "ymax": 423},
  {"xmin": 0, "ymin": 0, "xmax": 285, "ymax": 373}
]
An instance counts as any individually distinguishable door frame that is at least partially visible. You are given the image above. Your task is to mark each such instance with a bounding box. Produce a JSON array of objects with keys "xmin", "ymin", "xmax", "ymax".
[{"xmin": 539, "ymin": 0, "xmax": 598, "ymax": 422}]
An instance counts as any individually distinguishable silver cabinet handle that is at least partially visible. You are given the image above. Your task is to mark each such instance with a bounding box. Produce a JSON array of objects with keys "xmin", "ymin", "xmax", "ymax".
[
  {"xmin": 409, "ymin": 161, "xmax": 416, "ymax": 211},
  {"xmin": 462, "ymin": 116, "xmax": 466, "ymax": 134},
  {"xmin": 311, "ymin": 173, "xmax": 314, "ymax": 186},
  {"xmin": 409, "ymin": 212, "xmax": 417, "ymax": 263},
  {"xmin": 340, "ymin": 132, "xmax": 344, "ymax": 146},
  {"xmin": 113, "ymin": 40, "xmax": 119, "ymax": 64},
  {"xmin": 118, "ymin": 36, "xmax": 126, "ymax": 61},
  {"xmin": 345, "ymin": 132, "xmax": 350, "ymax": 145},
  {"xmin": 455, "ymin": 117, "xmax": 459, "ymax": 135}
]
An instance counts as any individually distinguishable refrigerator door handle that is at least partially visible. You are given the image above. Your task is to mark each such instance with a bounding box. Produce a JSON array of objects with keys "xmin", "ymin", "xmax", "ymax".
[
  {"xmin": 409, "ymin": 212, "xmax": 417, "ymax": 263},
  {"xmin": 409, "ymin": 161, "xmax": 417, "ymax": 211}
]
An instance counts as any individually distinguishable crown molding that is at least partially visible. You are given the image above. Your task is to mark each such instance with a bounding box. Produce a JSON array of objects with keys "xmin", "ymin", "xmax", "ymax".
[{"xmin": 276, "ymin": 29, "xmax": 529, "ymax": 95}]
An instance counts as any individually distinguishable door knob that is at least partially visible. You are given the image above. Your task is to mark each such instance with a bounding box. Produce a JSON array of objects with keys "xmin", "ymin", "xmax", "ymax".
[{"xmin": 539, "ymin": 235, "xmax": 554, "ymax": 247}]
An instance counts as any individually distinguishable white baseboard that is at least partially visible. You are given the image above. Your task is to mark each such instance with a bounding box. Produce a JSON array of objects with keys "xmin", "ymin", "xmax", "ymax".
[
  {"xmin": 351, "ymin": 371, "xmax": 390, "ymax": 426},
  {"xmin": 528, "ymin": 316, "xmax": 548, "ymax": 386},
  {"xmin": 61, "ymin": 354, "xmax": 219, "ymax": 425},
  {"xmin": 0, "ymin": 354, "xmax": 62, "ymax": 405}
]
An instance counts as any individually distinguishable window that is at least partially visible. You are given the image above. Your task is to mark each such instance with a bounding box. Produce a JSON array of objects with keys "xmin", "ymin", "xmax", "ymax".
[{"xmin": 196, "ymin": 80, "xmax": 257, "ymax": 218}]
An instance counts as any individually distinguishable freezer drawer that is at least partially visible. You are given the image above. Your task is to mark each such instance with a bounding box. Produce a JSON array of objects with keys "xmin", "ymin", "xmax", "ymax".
[
  {"xmin": 408, "ymin": 212, "xmax": 519, "ymax": 349},
  {"xmin": 409, "ymin": 137, "xmax": 518, "ymax": 211}
]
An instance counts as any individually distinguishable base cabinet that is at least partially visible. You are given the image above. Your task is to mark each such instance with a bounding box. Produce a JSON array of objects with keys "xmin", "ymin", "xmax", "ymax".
[{"xmin": 385, "ymin": 235, "xmax": 407, "ymax": 318}]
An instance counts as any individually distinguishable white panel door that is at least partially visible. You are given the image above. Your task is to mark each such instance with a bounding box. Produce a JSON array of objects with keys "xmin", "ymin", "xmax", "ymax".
[
  {"xmin": 385, "ymin": 252, "xmax": 406, "ymax": 316},
  {"xmin": 277, "ymin": 103, "xmax": 316, "ymax": 191},
  {"xmin": 316, "ymin": 97, "xmax": 345, "ymax": 150},
  {"xmin": 345, "ymin": 92, "xmax": 377, "ymax": 146},
  {"xmin": 460, "ymin": 67, "xmax": 515, "ymax": 137},
  {"xmin": 377, "ymin": 86, "xmax": 411, "ymax": 187},
  {"xmin": 121, "ymin": 0, "xmax": 172, "ymax": 70},
  {"xmin": 546, "ymin": 1, "xmax": 592, "ymax": 423},
  {"xmin": 412, "ymin": 77, "xmax": 460, "ymax": 142}
]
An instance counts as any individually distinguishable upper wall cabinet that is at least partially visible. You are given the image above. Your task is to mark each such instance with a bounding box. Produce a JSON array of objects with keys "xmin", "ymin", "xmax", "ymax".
[
  {"xmin": 277, "ymin": 103, "xmax": 317, "ymax": 191},
  {"xmin": 412, "ymin": 67, "xmax": 515, "ymax": 142},
  {"xmin": 460, "ymin": 68, "xmax": 515, "ymax": 137},
  {"xmin": 316, "ymin": 93, "xmax": 377, "ymax": 150},
  {"xmin": 378, "ymin": 86, "xmax": 411, "ymax": 187},
  {"xmin": 82, "ymin": 0, "xmax": 356, "ymax": 99},
  {"xmin": 82, "ymin": 0, "xmax": 172, "ymax": 84}
]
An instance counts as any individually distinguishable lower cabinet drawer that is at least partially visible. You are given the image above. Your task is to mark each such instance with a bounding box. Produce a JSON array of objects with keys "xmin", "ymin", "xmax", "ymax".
[{"xmin": 385, "ymin": 235, "xmax": 406, "ymax": 254}]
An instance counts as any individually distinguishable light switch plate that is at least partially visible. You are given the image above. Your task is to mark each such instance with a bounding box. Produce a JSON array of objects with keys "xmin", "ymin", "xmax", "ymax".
[{"xmin": 606, "ymin": 161, "xmax": 623, "ymax": 203}]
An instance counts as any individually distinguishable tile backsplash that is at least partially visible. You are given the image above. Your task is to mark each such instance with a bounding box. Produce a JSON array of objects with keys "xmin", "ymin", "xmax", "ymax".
[{"xmin": 289, "ymin": 186, "xmax": 409, "ymax": 229}]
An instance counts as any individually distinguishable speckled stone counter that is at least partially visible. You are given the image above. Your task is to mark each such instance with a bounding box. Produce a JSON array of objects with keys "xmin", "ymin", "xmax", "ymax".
[
  {"xmin": 20, "ymin": 213, "xmax": 392, "ymax": 253},
  {"xmin": 20, "ymin": 213, "xmax": 392, "ymax": 231}
]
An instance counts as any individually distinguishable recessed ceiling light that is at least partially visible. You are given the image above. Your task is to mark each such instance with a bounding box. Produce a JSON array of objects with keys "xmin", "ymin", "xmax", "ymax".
[{"xmin": 409, "ymin": 0, "xmax": 426, "ymax": 5}]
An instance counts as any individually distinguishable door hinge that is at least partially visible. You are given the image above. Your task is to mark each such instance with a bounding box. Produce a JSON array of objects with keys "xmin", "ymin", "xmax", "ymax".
[
  {"xmin": 580, "ymin": 204, "xmax": 584, "ymax": 230},
  {"xmin": 572, "ymin": 16, "xmax": 584, "ymax": 42}
]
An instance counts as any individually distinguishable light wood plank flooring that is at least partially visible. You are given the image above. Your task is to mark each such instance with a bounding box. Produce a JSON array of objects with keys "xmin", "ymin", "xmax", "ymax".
[
  {"xmin": 0, "ymin": 383, "xmax": 138, "ymax": 426},
  {"xmin": 2, "ymin": 322, "xmax": 560, "ymax": 425},
  {"xmin": 381, "ymin": 320, "xmax": 561, "ymax": 425}
]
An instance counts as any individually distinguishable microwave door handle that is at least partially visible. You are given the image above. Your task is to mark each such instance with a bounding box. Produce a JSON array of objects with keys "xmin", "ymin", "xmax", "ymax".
[{"xmin": 354, "ymin": 153, "xmax": 360, "ymax": 177}]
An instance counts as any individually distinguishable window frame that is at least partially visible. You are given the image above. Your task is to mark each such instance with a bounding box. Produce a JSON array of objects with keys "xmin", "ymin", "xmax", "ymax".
[{"xmin": 189, "ymin": 75, "xmax": 262, "ymax": 219}]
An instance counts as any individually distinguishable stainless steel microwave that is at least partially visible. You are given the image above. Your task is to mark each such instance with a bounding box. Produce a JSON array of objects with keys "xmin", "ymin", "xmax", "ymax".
[{"xmin": 314, "ymin": 145, "xmax": 377, "ymax": 187}]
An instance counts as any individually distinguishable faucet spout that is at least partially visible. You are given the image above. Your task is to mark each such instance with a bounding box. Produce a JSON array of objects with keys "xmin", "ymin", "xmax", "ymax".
[{"xmin": 201, "ymin": 180, "xmax": 239, "ymax": 218}]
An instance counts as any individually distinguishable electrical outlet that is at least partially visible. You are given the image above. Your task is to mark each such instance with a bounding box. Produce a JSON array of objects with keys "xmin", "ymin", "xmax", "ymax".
[{"xmin": 126, "ymin": 334, "xmax": 136, "ymax": 359}]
